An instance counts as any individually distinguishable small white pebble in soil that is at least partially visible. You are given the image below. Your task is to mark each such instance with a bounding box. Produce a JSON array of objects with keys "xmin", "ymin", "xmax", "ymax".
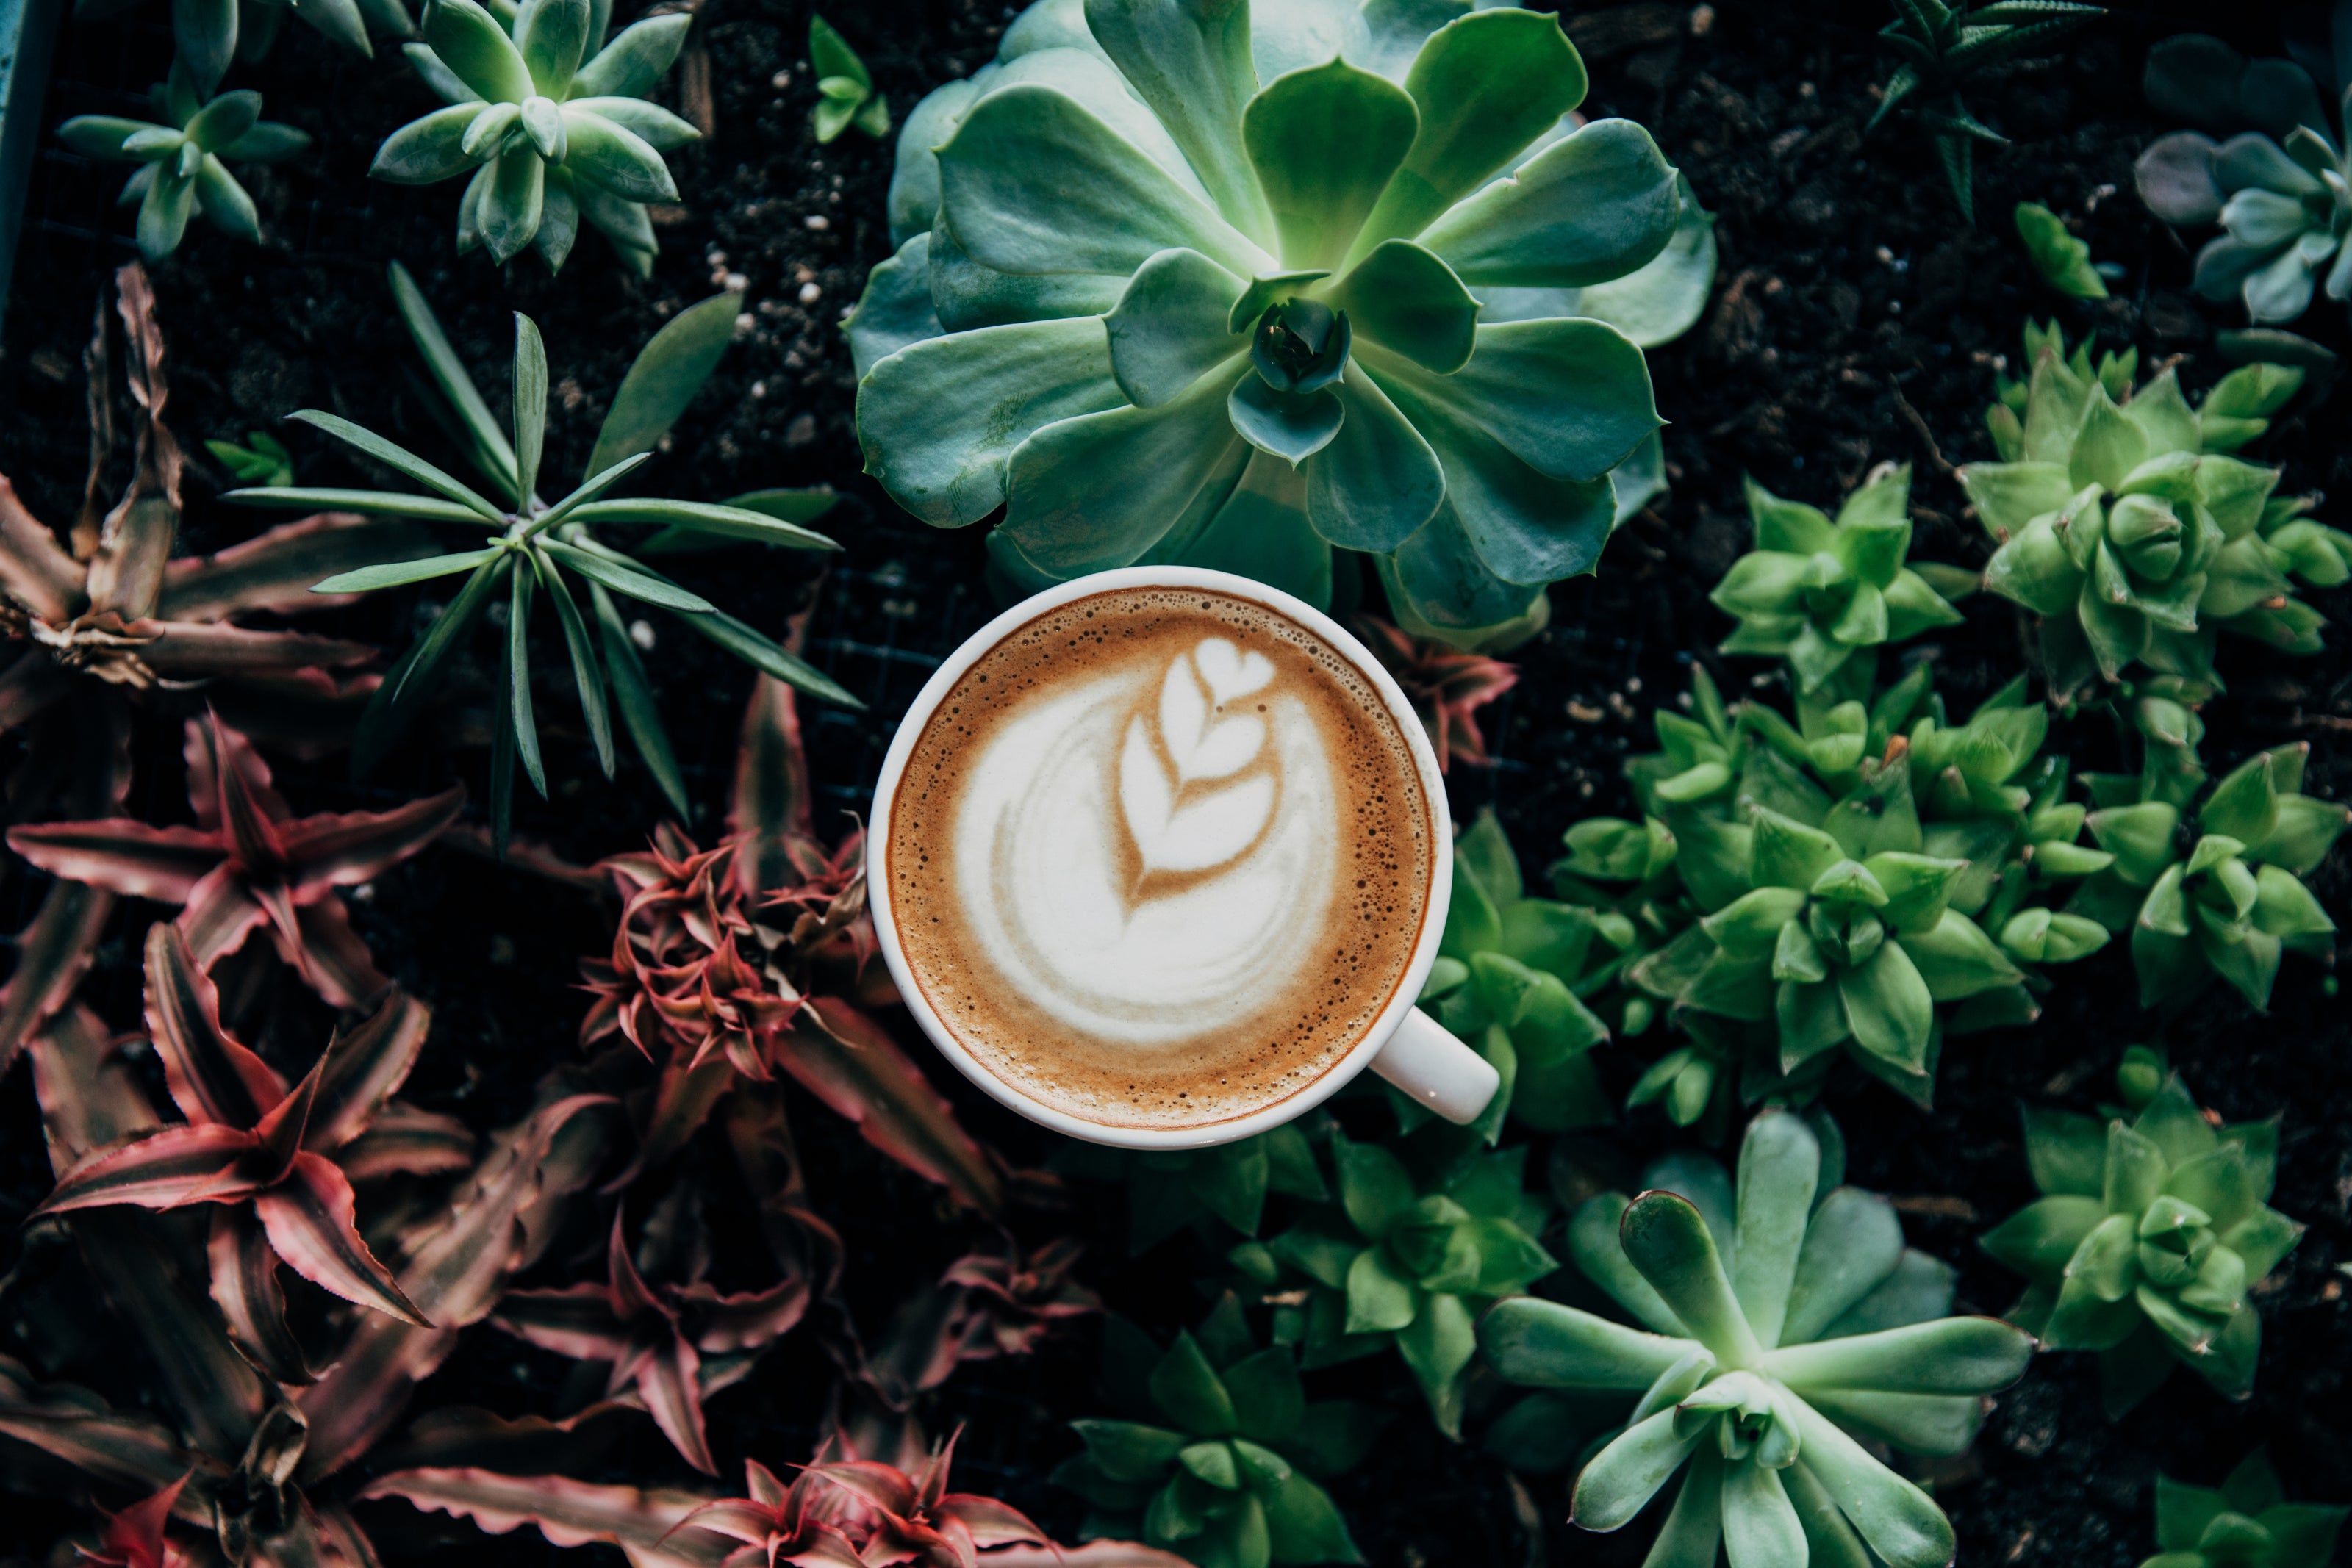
[
  {"xmin": 351, "ymin": 882, "xmax": 375, "ymax": 902},
  {"xmin": 723, "ymin": 271, "xmax": 747, "ymax": 292},
  {"xmin": 770, "ymin": 68, "xmax": 791, "ymax": 87},
  {"xmin": 1677, "ymin": 690, "xmax": 1693, "ymax": 710},
  {"xmin": 750, "ymin": 381, "xmax": 767, "ymax": 398},
  {"xmin": 734, "ymin": 313, "xmax": 756, "ymax": 337},
  {"xmin": 785, "ymin": 412, "xmax": 818, "ymax": 447},
  {"xmin": 804, "ymin": 213, "xmax": 830, "ymax": 231},
  {"xmin": 1689, "ymin": 2, "xmax": 1713, "ymax": 33},
  {"xmin": 629, "ymin": 619, "xmax": 657, "ymax": 650},
  {"xmin": 1626, "ymin": 677, "xmax": 1641, "ymax": 694},
  {"xmin": 798, "ymin": 281, "xmax": 822, "ymax": 304}
]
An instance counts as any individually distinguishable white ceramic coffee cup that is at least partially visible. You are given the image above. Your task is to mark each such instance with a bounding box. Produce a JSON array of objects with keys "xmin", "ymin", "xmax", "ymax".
[{"xmin": 865, "ymin": 564, "xmax": 1501, "ymax": 1151}]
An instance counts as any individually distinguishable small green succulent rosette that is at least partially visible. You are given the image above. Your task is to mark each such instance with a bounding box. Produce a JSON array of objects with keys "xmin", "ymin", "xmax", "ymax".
[
  {"xmin": 1981, "ymin": 1064, "xmax": 2306, "ymax": 1416},
  {"xmin": 1053, "ymin": 1298, "xmax": 1373, "ymax": 1567},
  {"xmin": 1481, "ymin": 1110, "xmax": 2033, "ymax": 1567},
  {"xmin": 373, "ymin": 0, "xmax": 699, "ymax": 274},
  {"xmin": 2137, "ymin": 24, "xmax": 2352, "ymax": 323},
  {"xmin": 1255, "ymin": 1131, "xmax": 1554, "ymax": 1437},
  {"xmin": 2140, "ymin": 1449, "xmax": 2349, "ymax": 1568},
  {"xmin": 1053, "ymin": 1121, "xmax": 1330, "ymax": 1255},
  {"xmin": 847, "ymin": 0, "xmax": 1716, "ymax": 646},
  {"xmin": 1964, "ymin": 323, "xmax": 2320, "ymax": 694},
  {"xmin": 2068, "ymin": 743, "xmax": 2346, "ymax": 1012},
  {"xmin": 1712, "ymin": 464, "xmax": 1968, "ymax": 695},
  {"xmin": 58, "ymin": 62, "xmax": 311, "ymax": 262}
]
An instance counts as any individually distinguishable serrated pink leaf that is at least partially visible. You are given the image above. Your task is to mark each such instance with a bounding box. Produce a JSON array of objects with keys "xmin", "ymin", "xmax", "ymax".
[
  {"xmin": 211, "ymin": 712, "xmax": 289, "ymax": 873},
  {"xmin": 185, "ymin": 711, "xmax": 287, "ymax": 832},
  {"xmin": 278, "ymin": 898, "xmax": 393, "ymax": 1010},
  {"xmin": 0, "ymin": 879, "xmax": 114, "ymax": 1076},
  {"xmin": 0, "ymin": 1353, "xmax": 199, "ymax": 1495},
  {"xmin": 333, "ymin": 1099, "xmax": 475, "ymax": 1181},
  {"xmin": 6, "ymin": 819, "xmax": 222, "ymax": 903},
  {"xmin": 177, "ymin": 863, "xmax": 269, "ymax": 970},
  {"xmin": 358, "ymin": 1468, "xmax": 724, "ymax": 1567},
  {"xmin": 304, "ymin": 988, "xmax": 431, "ymax": 1154},
  {"xmin": 29, "ymin": 1004, "xmax": 160, "ymax": 1176},
  {"xmin": 142, "ymin": 922, "xmax": 284, "ymax": 1129},
  {"xmin": 492, "ymin": 1284, "xmax": 636, "ymax": 1364},
  {"xmin": 770, "ymin": 999, "xmax": 1001, "ymax": 1218},
  {"xmin": 670, "ymin": 1499, "xmax": 779, "ymax": 1547},
  {"xmin": 0, "ymin": 647, "xmax": 71, "ymax": 729},
  {"xmin": 207, "ymin": 1207, "xmax": 313, "ymax": 1386},
  {"xmin": 36, "ymin": 1122, "xmax": 261, "ymax": 1213},
  {"xmin": 143, "ymin": 622, "xmax": 377, "ymax": 676},
  {"xmin": 636, "ymin": 1337, "xmax": 717, "ymax": 1476},
  {"xmin": 276, "ymin": 785, "xmax": 466, "ymax": 896},
  {"xmin": 678, "ymin": 1279, "xmax": 809, "ymax": 1355},
  {"xmin": 253, "ymin": 1151, "xmax": 429, "ymax": 1325},
  {"xmin": 731, "ymin": 675, "xmax": 817, "ymax": 902},
  {"xmin": 0, "ymin": 475, "xmax": 82, "ymax": 622},
  {"xmin": 157, "ymin": 513, "xmax": 433, "ymax": 619},
  {"xmin": 807, "ymin": 1461, "xmax": 917, "ymax": 1520},
  {"xmin": 986, "ymin": 1544, "xmax": 1192, "ymax": 1568},
  {"xmin": 932, "ymin": 1495, "xmax": 1047, "ymax": 1550}
]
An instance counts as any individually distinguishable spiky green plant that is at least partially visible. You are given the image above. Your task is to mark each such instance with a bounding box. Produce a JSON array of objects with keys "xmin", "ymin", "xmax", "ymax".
[
  {"xmin": 1052, "ymin": 1299, "xmax": 1371, "ymax": 1568},
  {"xmin": 57, "ymin": 62, "xmax": 309, "ymax": 262},
  {"xmin": 1483, "ymin": 1109, "xmax": 2034, "ymax": 1567},
  {"xmin": 2140, "ymin": 1450, "xmax": 2348, "ymax": 1568},
  {"xmin": 1710, "ymin": 464, "xmax": 1968, "ymax": 695},
  {"xmin": 1258, "ymin": 1129, "xmax": 1553, "ymax": 1436},
  {"xmin": 206, "ymin": 428, "xmax": 295, "ymax": 486},
  {"xmin": 223, "ymin": 263, "xmax": 851, "ymax": 841},
  {"xmin": 1964, "ymin": 321, "xmax": 2321, "ymax": 693},
  {"xmin": 1981, "ymin": 1059, "xmax": 2304, "ymax": 1414},
  {"xmin": 2067, "ymin": 744, "xmax": 2345, "ymax": 1012},
  {"xmin": 1868, "ymin": 0, "xmax": 2103, "ymax": 221},
  {"xmin": 848, "ymin": 0, "xmax": 1718, "ymax": 647},
  {"xmin": 373, "ymin": 0, "xmax": 698, "ymax": 274}
]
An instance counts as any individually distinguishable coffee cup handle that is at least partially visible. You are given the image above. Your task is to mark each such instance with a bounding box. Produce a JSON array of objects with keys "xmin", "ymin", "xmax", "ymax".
[{"xmin": 1369, "ymin": 1007, "xmax": 1501, "ymax": 1126}]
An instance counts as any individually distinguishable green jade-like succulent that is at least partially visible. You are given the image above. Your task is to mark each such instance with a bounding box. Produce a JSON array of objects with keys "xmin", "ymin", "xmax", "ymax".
[
  {"xmin": 1964, "ymin": 321, "xmax": 2320, "ymax": 694},
  {"xmin": 1053, "ymin": 1299, "xmax": 1369, "ymax": 1568},
  {"xmin": 1256, "ymin": 1131, "xmax": 1554, "ymax": 1436},
  {"xmin": 1981, "ymin": 1060, "xmax": 2305, "ymax": 1414},
  {"xmin": 1710, "ymin": 463, "xmax": 1968, "ymax": 696},
  {"xmin": 2136, "ymin": 9, "xmax": 2352, "ymax": 324},
  {"xmin": 57, "ymin": 63, "xmax": 310, "ymax": 262},
  {"xmin": 2068, "ymin": 743, "xmax": 2346, "ymax": 1012},
  {"xmin": 1414, "ymin": 808, "xmax": 1619, "ymax": 1140},
  {"xmin": 1482, "ymin": 1109, "xmax": 2035, "ymax": 1568},
  {"xmin": 373, "ymin": 0, "xmax": 698, "ymax": 274},
  {"xmin": 847, "ymin": 0, "xmax": 1718, "ymax": 647},
  {"xmin": 224, "ymin": 264, "xmax": 850, "ymax": 840},
  {"xmin": 2015, "ymin": 199, "xmax": 2112, "ymax": 298},
  {"xmin": 2140, "ymin": 1450, "xmax": 2348, "ymax": 1568}
]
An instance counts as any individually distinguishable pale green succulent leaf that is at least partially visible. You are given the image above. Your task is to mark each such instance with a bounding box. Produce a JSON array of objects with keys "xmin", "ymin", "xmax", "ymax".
[
  {"xmin": 1328, "ymin": 240, "xmax": 1477, "ymax": 373},
  {"xmin": 570, "ymin": 13, "xmax": 690, "ymax": 98},
  {"xmin": 1419, "ymin": 117, "xmax": 1679, "ymax": 288},
  {"xmin": 1083, "ymin": 0, "xmax": 1274, "ymax": 246},
  {"xmin": 1004, "ymin": 366, "xmax": 1248, "ymax": 574},
  {"xmin": 1243, "ymin": 58, "xmax": 1418, "ymax": 271}
]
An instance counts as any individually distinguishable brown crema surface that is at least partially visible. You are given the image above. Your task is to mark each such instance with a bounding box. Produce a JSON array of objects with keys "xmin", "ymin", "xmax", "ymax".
[{"xmin": 885, "ymin": 587, "xmax": 1436, "ymax": 1131}]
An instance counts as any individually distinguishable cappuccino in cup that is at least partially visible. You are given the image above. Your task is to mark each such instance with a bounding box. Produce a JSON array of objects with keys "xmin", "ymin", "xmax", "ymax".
[{"xmin": 883, "ymin": 585, "xmax": 1437, "ymax": 1132}]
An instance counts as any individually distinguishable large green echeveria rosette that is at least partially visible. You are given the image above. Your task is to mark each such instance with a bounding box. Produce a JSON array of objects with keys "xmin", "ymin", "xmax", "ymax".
[{"xmin": 848, "ymin": 0, "xmax": 1697, "ymax": 646}]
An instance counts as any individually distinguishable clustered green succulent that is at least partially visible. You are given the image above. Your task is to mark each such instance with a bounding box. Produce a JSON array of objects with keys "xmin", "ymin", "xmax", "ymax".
[
  {"xmin": 57, "ymin": 62, "xmax": 309, "ymax": 262},
  {"xmin": 1056, "ymin": 1120, "xmax": 1330, "ymax": 1255},
  {"xmin": 373, "ymin": 0, "xmax": 698, "ymax": 274},
  {"xmin": 2069, "ymin": 744, "xmax": 2347, "ymax": 1010},
  {"xmin": 2140, "ymin": 1450, "xmax": 2348, "ymax": 1568},
  {"xmin": 1710, "ymin": 464, "xmax": 1969, "ymax": 695},
  {"xmin": 224, "ymin": 263, "xmax": 851, "ymax": 839},
  {"xmin": 2015, "ymin": 199, "xmax": 2112, "ymax": 299},
  {"xmin": 1870, "ymin": 0, "xmax": 2104, "ymax": 222},
  {"xmin": 1252, "ymin": 1131, "xmax": 1554, "ymax": 1436},
  {"xmin": 75, "ymin": 0, "xmax": 413, "ymax": 97},
  {"xmin": 848, "ymin": 0, "xmax": 1715, "ymax": 648},
  {"xmin": 1982, "ymin": 1053, "xmax": 2305, "ymax": 1414},
  {"xmin": 1053, "ymin": 1298, "xmax": 1372, "ymax": 1568},
  {"xmin": 2136, "ymin": 17, "xmax": 2352, "ymax": 324},
  {"xmin": 1483, "ymin": 1110, "xmax": 2034, "ymax": 1568},
  {"xmin": 1965, "ymin": 321, "xmax": 2321, "ymax": 694}
]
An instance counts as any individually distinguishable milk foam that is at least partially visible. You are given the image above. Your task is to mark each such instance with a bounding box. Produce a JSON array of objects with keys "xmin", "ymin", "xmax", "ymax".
[
  {"xmin": 956, "ymin": 637, "xmax": 1336, "ymax": 1044},
  {"xmin": 886, "ymin": 589, "xmax": 1433, "ymax": 1130}
]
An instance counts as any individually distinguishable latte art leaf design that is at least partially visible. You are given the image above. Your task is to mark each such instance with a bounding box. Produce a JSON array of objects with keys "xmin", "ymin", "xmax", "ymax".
[{"xmin": 1119, "ymin": 639, "xmax": 1280, "ymax": 877}]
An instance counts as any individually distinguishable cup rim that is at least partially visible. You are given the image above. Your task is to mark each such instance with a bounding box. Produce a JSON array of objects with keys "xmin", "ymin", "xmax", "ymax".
[{"xmin": 864, "ymin": 564, "xmax": 1455, "ymax": 1151}]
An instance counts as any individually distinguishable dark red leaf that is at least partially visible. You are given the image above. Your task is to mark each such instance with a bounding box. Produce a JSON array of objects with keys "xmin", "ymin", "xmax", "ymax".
[
  {"xmin": 492, "ymin": 1284, "xmax": 636, "ymax": 1364},
  {"xmin": 252, "ymin": 1151, "xmax": 430, "ymax": 1325},
  {"xmin": 357, "ymin": 1467, "xmax": 726, "ymax": 1567},
  {"xmin": 6, "ymin": 819, "xmax": 222, "ymax": 904},
  {"xmin": 332, "ymin": 1100, "xmax": 475, "ymax": 1181},
  {"xmin": 0, "ymin": 475, "xmax": 83, "ymax": 622},
  {"xmin": 0, "ymin": 1353, "xmax": 202, "ymax": 1495},
  {"xmin": 304, "ymin": 988, "xmax": 431, "ymax": 1154},
  {"xmin": 678, "ymin": 1279, "xmax": 810, "ymax": 1355},
  {"xmin": 142, "ymin": 922, "xmax": 284, "ymax": 1131},
  {"xmin": 141, "ymin": 622, "xmax": 377, "ymax": 677},
  {"xmin": 730, "ymin": 675, "xmax": 817, "ymax": 902},
  {"xmin": 633, "ymin": 1337, "xmax": 717, "ymax": 1475},
  {"xmin": 157, "ymin": 513, "xmax": 434, "ymax": 619},
  {"xmin": 36, "ymin": 1122, "xmax": 262, "ymax": 1213},
  {"xmin": 0, "ymin": 880, "xmax": 115, "ymax": 1077},
  {"xmin": 207, "ymin": 1207, "xmax": 314, "ymax": 1386},
  {"xmin": 28, "ymin": 1003, "xmax": 161, "ymax": 1176},
  {"xmin": 276, "ymin": 785, "xmax": 465, "ymax": 898}
]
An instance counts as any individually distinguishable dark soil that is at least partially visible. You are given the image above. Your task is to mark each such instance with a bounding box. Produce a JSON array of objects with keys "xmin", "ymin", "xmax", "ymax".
[{"xmin": 1, "ymin": 1, "xmax": 2348, "ymax": 1566}]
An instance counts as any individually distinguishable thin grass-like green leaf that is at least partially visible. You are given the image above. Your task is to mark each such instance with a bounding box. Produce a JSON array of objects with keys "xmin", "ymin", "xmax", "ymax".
[
  {"xmin": 513, "ymin": 314, "xmax": 547, "ymax": 506},
  {"xmin": 222, "ymin": 486, "xmax": 495, "ymax": 525},
  {"xmin": 583, "ymin": 290, "xmax": 739, "ymax": 478},
  {"xmin": 529, "ymin": 544, "xmax": 614, "ymax": 777},
  {"xmin": 312, "ymin": 547, "xmax": 504, "ymax": 594},
  {"xmin": 509, "ymin": 558, "xmax": 546, "ymax": 798},
  {"xmin": 490, "ymin": 648, "xmax": 517, "ymax": 857},
  {"xmin": 354, "ymin": 553, "xmax": 511, "ymax": 780},
  {"xmin": 289, "ymin": 411, "xmax": 507, "ymax": 522},
  {"xmin": 566, "ymin": 497, "xmax": 841, "ymax": 550},
  {"xmin": 389, "ymin": 260, "xmax": 521, "ymax": 504},
  {"xmin": 678, "ymin": 607, "xmax": 861, "ymax": 708},
  {"xmin": 589, "ymin": 581, "xmax": 689, "ymax": 817},
  {"xmin": 523, "ymin": 452, "xmax": 654, "ymax": 536},
  {"xmin": 536, "ymin": 537, "xmax": 714, "ymax": 611}
]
